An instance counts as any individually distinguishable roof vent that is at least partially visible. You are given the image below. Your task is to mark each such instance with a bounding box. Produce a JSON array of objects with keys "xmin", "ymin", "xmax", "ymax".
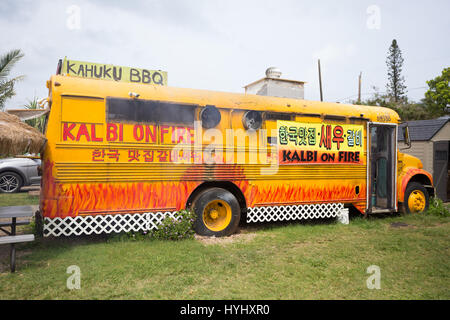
[{"xmin": 265, "ymin": 67, "xmax": 282, "ymax": 79}]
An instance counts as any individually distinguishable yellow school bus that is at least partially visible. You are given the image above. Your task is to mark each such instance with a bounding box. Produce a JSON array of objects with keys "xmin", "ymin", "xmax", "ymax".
[{"xmin": 39, "ymin": 70, "xmax": 434, "ymax": 237}]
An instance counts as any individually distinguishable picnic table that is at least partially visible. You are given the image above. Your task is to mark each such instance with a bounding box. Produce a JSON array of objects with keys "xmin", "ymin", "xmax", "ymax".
[{"xmin": 0, "ymin": 206, "xmax": 35, "ymax": 272}]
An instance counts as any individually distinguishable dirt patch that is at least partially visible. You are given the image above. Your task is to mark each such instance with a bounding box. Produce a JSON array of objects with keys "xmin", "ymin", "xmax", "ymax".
[
  {"xmin": 389, "ymin": 222, "xmax": 420, "ymax": 230},
  {"xmin": 0, "ymin": 248, "xmax": 32, "ymax": 274},
  {"xmin": 195, "ymin": 229, "xmax": 257, "ymax": 246},
  {"xmin": 390, "ymin": 222, "xmax": 411, "ymax": 228}
]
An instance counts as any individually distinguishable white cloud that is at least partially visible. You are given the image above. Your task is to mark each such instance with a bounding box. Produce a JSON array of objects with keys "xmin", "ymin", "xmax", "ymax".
[
  {"xmin": 1, "ymin": 0, "xmax": 449, "ymax": 108},
  {"xmin": 312, "ymin": 43, "xmax": 357, "ymax": 64}
]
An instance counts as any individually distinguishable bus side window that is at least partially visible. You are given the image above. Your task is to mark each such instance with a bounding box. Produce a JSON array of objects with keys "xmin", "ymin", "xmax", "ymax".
[
  {"xmin": 267, "ymin": 136, "xmax": 277, "ymax": 146},
  {"xmin": 106, "ymin": 97, "xmax": 196, "ymax": 125},
  {"xmin": 265, "ymin": 112, "xmax": 292, "ymax": 121}
]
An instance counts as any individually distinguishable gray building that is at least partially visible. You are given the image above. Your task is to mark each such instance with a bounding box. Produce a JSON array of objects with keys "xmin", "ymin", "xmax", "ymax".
[{"xmin": 399, "ymin": 116, "xmax": 450, "ymax": 201}]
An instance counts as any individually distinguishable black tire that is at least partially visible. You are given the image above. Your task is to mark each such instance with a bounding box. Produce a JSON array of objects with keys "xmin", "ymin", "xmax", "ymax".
[
  {"xmin": 192, "ymin": 187, "xmax": 241, "ymax": 237},
  {"xmin": 403, "ymin": 182, "xmax": 429, "ymax": 214},
  {"xmin": 0, "ymin": 171, "xmax": 23, "ymax": 193}
]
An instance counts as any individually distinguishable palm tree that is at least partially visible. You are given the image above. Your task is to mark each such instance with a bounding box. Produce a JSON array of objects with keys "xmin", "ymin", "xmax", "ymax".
[
  {"xmin": 24, "ymin": 97, "xmax": 46, "ymax": 133},
  {"xmin": 0, "ymin": 49, "xmax": 25, "ymax": 110}
]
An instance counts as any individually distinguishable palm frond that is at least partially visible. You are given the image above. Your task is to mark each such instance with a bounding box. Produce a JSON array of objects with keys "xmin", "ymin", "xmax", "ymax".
[
  {"xmin": 0, "ymin": 49, "xmax": 24, "ymax": 80},
  {"xmin": 24, "ymin": 97, "xmax": 46, "ymax": 133},
  {"xmin": 0, "ymin": 78, "xmax": 19, "ymax": 110}
]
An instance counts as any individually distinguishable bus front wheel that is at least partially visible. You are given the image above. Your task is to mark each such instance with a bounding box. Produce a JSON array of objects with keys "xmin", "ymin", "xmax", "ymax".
[
  {"xmin": 403, "ymin": 182, "xmax": 429, "ymax": 214},
  {"xmin": 192, "ymin": 187, "xmax": 241, "ymax": 237}
]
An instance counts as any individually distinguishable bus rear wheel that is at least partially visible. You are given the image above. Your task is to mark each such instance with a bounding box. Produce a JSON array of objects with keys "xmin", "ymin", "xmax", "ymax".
[
  {"xmin": 403, "ymin": 182, "xmax": 429, "ymax": 214},
  {"xmin": 192, "ymin": 187, "xmax": 241, "ymax": 237}
]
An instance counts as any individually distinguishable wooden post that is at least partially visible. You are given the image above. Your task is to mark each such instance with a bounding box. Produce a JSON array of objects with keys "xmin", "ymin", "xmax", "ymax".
[
  {"xmin": 318, "ymin": 59, "xmax": 323, "ymax": 102},
  {"xmin": 358, "ymin": 72, "xmax": 362, "ymax": 103}
]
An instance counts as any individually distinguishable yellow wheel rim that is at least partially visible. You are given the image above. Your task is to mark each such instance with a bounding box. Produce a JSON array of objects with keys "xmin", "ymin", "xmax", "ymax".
[
  {"xmin": 407, "ymin": 190, "xmax": 426, "ymax": 213},
  {"xmin": 202, "ymin": 200, "xmax": 232, "ymax": 232}
]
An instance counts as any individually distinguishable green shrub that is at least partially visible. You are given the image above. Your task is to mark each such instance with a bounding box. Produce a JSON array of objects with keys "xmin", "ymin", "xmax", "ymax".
[
  {"xmin": 149, "ymin": 209, "xmax": 196, "ymax": 241},
  {"xmin": 426, "ymin": 197, "xmax": 450, "ymax": 217},
  {"xmin": 110, "ymin": 209, "xmax": 196, "ymax": 242}
]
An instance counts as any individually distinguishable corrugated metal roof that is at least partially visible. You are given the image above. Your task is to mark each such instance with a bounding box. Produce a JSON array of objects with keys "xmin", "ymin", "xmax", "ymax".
[{"xmin": 398, "ymin": 116, "xmax": 450, "ymax": 141}]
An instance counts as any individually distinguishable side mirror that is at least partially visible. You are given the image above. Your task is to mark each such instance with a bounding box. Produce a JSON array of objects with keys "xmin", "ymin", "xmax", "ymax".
[{"xmin": 402, "ymin": 125, "xmax": 411, "ymax": 148}]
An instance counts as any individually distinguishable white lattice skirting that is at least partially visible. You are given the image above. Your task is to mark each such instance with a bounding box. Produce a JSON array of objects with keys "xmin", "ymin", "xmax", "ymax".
[
  {"xmin": 246, "ymin": 202, "xmax": 344, "ymax": 223},
  {"xmin": 44, "ymin": 211, "xmax": 177, "ymax": 237},
  {"xmin": 44, "ymin": 203, "xmax": 346, "ymax": 236}
]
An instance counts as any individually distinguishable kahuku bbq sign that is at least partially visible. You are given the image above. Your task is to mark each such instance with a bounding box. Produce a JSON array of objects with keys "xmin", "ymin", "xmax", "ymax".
[
  {"xmin": 61, "ymin": 57, "xmax": 168, "ymax": 85},
  {"xmin": 277, "ymin": 120, "xmax": 364, "ymax": 164}
]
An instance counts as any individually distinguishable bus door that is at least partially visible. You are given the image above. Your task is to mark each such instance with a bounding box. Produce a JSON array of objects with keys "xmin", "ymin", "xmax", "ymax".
[{"xmin": 368, "ymin": 123, "xmax": 397, "ymax": 213}]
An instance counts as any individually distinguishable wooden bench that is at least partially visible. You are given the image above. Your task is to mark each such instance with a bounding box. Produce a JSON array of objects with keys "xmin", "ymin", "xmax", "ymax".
[
  {"xmin": 0, "ymin": 220, "xmax": 30, "ymax": 230},
  {"xmin": 0, "ymin": 234, "xmax": 35, "ymax": 245},
  {"xmin": 0, "ymin": 220, "xmax": 30, "ymax": 226},
  {"xmin": 0, "ymin": 206, "xmax": 35, "ymax": 272}
]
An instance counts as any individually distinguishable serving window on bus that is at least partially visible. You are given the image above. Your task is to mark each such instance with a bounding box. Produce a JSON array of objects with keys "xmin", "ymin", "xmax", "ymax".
[{"xmin": 40, "ymin": 75, "xmax": 434, "ymax": 237}]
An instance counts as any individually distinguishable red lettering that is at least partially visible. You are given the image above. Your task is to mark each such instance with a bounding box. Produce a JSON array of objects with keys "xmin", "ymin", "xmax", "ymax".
[
  {"xmin": 76, "ymin": 124, "xmax": 91, "ymax": 142},
  {"xmin": 106, "ymin": 149, "xmax": 120, "ymax": 162},
  {"xmin": 143, "ymin": 150, "xmax": 154, "ymax": 162},
  {"xmin": 133, "ymin": 125, "xmax": 144, "ymax": 141},
  {"xmin": 106, "ymin": 123, "xmax": 118, "ymax": 141},
  {"xmin": 128, "ymin": 149, "xmax": 140, "ymax": 162},
  {"xmin": 118, "ymin": 124, "xmax": 123, "ymax": 142},
  {"xmin": 188, "ymin": 127, "xmax": 194, "ymax": 144},
  {"xmin": 319, "ymin": 125, "xmax": 331, "ymax": 150},
  {"xmin": 157, "ymin": 150, "xmax": 169, "ymax": 162},
  {"xmin": 332, "ymin": 126, "xmax": 344, "ymax": 150},
  {"xmin": 63, "ymin": 123, "xmax": 76, "ymax": 141},
  {"xmin": 177, "ymin": 127, "xmax": 186, "ymax": 143},
  {"xmin": 145, "ymin": 125, "xmax": 157, "ymax": 143},
  {"xmin": 92, "ymin": 149, "xmax": 105, "ymax": 161},
  {"xmin": 91, "ymin": 124, "xmax": 103, "ymax": 142},
  {"xmin": 160, "ymin": 125, "xmax": 169, "ymax": 142}
]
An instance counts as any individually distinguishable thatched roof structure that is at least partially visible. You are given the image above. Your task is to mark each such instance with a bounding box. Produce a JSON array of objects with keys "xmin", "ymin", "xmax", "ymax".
[
  {"xmin": 0, "ymin": 111, "xmax": 46, "ymax": 157},
  {"xmin": 6, "ymin": 108, "xmax": 49, "ymax": 121}
]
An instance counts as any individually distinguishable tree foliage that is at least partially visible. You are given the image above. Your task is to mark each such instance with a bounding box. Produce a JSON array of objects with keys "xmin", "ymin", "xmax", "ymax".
[
  {"xmin": 423, "ymin": 67, "xmax": 450, "ymax": 118},
  {"xmin": 0, "ymin": 49, "xmax": 24, "ymax": 110},
  {"xmin": 354, "ymin": 86, "xmax": 430, "ymax": 121},
  {"xmin": 386, "ymin": 39, "xmax": 407, "ymax": 102},
  {"xmin": 355, "ymin": 45, "xmax": 448, "ymax": 121}
]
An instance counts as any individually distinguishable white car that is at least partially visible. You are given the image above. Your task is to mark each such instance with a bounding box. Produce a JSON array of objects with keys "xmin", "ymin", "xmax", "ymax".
[{"xmin": 0, "ymin": 157, "xmax": 41, "ymax": 193}]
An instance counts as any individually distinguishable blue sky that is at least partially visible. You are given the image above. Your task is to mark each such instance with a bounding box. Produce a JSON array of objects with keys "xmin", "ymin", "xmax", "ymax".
[{"xmin": 2, "ymin": 0, "xmax": 449, "ymax": 108}]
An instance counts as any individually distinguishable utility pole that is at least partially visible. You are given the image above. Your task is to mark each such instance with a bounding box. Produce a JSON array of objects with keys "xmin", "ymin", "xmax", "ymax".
[
  {"xmin": 318, "ymin": 59, "xmax": 323, "ymax": 102},
  {"xmin": 357, "ymin": 72, "xmax": 362, "ymax": 103}
]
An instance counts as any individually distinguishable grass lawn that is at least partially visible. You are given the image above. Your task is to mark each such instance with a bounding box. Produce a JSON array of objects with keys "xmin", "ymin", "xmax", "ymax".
[
  {"xmin": 0, "ymin": 192, "xmax": 449, "ymax": 299},
  {"xmin": 0, "ymin": 191, "xmax": 40, "ymax": 207}
]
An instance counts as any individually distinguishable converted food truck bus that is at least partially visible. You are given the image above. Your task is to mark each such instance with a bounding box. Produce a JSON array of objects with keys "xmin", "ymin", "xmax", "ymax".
[{"xmin": 39, "ymin": 64, "xmax": 434, "ymax": 237}]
